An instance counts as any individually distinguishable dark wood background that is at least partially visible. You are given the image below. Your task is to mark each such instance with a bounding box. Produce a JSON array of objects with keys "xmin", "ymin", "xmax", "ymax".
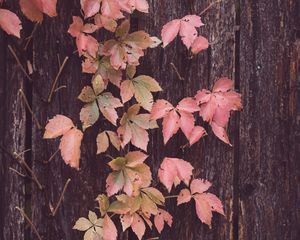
[{"xmin": 0, "ymin": 0, "xmax": 299, "ymax": 239}]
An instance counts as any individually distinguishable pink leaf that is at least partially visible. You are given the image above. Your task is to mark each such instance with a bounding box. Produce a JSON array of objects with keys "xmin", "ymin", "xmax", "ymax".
[
  {"xmin": 131, "ymin": 213, "xmax": 146, "ymax": 240},
  {"xmin": 205, "ymin": 193, "xmax": 225, "ymax": 216},
  {"xmin": 162, "ymin": 109, "xmax": 180, "ymax": 144},
  {"xmin": 179, "ymin": 111, "xmax": 195, "ymax": 139},
  {"xmin": 59, "ymin": 128, "xmax": 83, "ymax": 169},
  {"xmin": 81, "ymin": 0, "xmax": 100, "ymax": 18},
  {"xmin": 176, "ymin": 97, "xmax": 200, "ymax": 113},
  {"xmin": 158, "ymin": 157, "xmax": 194, "ymax": 192},
  {"xmin": 0, "ymin": 9, "xmax": 22, "ymax": 38},
  {"xmin": 154, "ymin": 208, "xmax": 173, "ymax": 233},
  {"xmin": 194, "ymin": 194, "xmax": 213, "ymax": 227},
  {"xmin": 189, "ymin": 126, "xmax": 206, "ymax": 146},
  {"xmin": 106, "ymin": 171, "xmax": 125, "ymax": 196},
  {"xmin": 103, "ymin": 215, "xmax": 118, "ymax": 240},
  {"xmin": 150, "ymin": 99, "xmax": 173, "ymax": 120},
  {"xmin": 161, "ymin": 19, "xmax": 181, "ymax": 47},
  {"xmin": 190, "ymin": 179, "xmax": 212, "ymax": 195},
  {"xmin": 211, "ymin": 121, "xmax": 231, "ymax": 145},
  {"xmin": 125, "ymin": 151, "xmax": 148, "ymax": 167},
  {"xmin": 177, "ymin": 188, "xmax": 192, "ymax": 205},
  {"xmin": 43, "ymin": 115, "xmax": 74, "ymax": 139},
  {"xmin": 191, "ymin": 36, "xmax": 209, "ymax": 54}
]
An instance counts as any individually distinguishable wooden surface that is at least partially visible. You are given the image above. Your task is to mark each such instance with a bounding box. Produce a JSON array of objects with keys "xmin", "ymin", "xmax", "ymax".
[{"xmin": 0, "ymin": 0, "xmax": 299, "ymax": 240}]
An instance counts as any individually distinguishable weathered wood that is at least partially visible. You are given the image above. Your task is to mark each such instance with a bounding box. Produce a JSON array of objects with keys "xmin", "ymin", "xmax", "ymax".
[
  {"xmin": 0, "ymin": 0, "xmax": 299, "ymax": 240},
  {"xmin": 238, "ymin": 0, "xmax": 300, "ymax": 239},
  {"xmin": 0, "ymin": 14, "xmax": 26, "ymax": 240}
]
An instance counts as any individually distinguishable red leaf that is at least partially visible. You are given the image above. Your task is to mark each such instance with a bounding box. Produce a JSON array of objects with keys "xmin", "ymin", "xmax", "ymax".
[
  {"xmin": 177, "ymin": 188, "xmax": 192, "ymax": 205},
  {"xmin": 131, "ymin": 213, "xmax": 146, "ymax": 240},
  {"xmin": 154, "ymin": 208, "xmax": 173, "ymax": 233},
  {"xmin": 191, "ymin": 36, "xmax": 209, "ymax": 54},
  {"xmin": 0, "ymin": 9, "xmax": 22, "ymax": 38},
  {"xmin": 59, "ymin": 128, "xmax": 83, "ymax": 169},
  {"xmin": 158, "ymin": 157, "xmax": 194, "ymax": 192},
  {"xmin": 102, "ymin": 215, "xmax": 117, "ymax": 240},
  {"xmin": 43, "ymin": 115, "xmax": 74, "ymax": 139},
  {"xmin": 161, "ymin": 15, "xmax": 204, "ymax": 48},
  {"xmin": 189, "ymin": 126, "xmax": 206, "ymax": 146},
  {"xmin": 162, "ymin": 109, "xmax": 180, "ymax": 144}
]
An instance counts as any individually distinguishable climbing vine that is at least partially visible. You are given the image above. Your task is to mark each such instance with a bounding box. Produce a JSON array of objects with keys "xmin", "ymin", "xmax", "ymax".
[{"xmin": 0, "ymin": 0, "xmax": 242, "ymax": 239}]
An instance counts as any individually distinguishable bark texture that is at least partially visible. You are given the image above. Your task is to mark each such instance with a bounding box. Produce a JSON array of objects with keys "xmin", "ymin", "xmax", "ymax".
[{"xmin": 0, "ymin": 0, "xmax": 299, "ymax": 240}]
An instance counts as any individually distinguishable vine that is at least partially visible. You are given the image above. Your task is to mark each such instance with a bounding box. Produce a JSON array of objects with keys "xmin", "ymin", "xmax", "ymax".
[{"xmin": 0, "ymin": 0, "xmax": 242, "ymax": 239}]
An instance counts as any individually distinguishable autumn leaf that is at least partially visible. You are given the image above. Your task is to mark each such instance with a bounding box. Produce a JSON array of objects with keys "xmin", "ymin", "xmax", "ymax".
[
  {"xmin": 102, "ymin": 214, "xmax": 118, "ymax": 240},
  {"xmin": 94, "ymin": 13, "xmax": 117, "ymax": 32},
  {"xmin": 73, "ymin": 211, "xmax": 103, "ymax": 240},
  {"xmin": 154, "ymin": 208, "xmax": 173, "ymax": 233},
  {"xmin": 102, "ymin": 20, "xmax": 152, "ymax": 70},
  {"xmin": 176, "ymin": 179, "xmax": 225, "ymax": 228},
  {"xmin": 158, "ymin": 157, "xmax": 194, "ymax": 192},
  {"xmin": 68, "ymin": 16, "xmax": 99, "ymax": 57},
  {"xmin": 44, "ymin": 115, "xmax": 83, "ymax": 169},
  {"xmin": 19, "ymin": 0, "xmax": 57, "ymax": 22},
  {"xmin": 78, "ymin": 74, "xmax": 123, "ymax": 128},
  {"xmin": 195, "ymin": 78, "xmax": 242, "ymax": 145},
  {"xmin": 191, "ymin": 36, "xmax": 209, "ymax": 55},
  {"xmin": 106, "ymin": 151, "xmax": 152, "ymax": 196},
  {"xmin": 0, "ymin": 9, "xmax": 22, "ymax": 38},
  {"xmin": 120, "ymin": 74, "xmax": 162, "ymax": 111},
  {"xmin": 151, "ymin": 98, "xmax": 205, "ymax": 144},
  {"xmin": 96, "ymin": 130, "xmax": 120, "ymax": 154},
  {"xmin": 118, "ymin": 104, "xmax": 158, "ymax": 151},
  {"xmin": 161, "ymin": 15, "xmax": 204, "ymax": 48}
]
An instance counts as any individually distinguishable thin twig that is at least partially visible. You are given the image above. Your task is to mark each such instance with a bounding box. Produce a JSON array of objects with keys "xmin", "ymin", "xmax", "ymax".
[
  {"xmin": 47, "ymin": 56, "xmax": 69, "ymax": 103},
  {"xmin": 13, "ymin": 151, "xmax": 44, "ymax": 190},
  {"xmin": 15, "ymin": 206, "xmax": 43, "ymax": 240},
  {"xmin": 146, "ymin": 238, "xmax": 159, "ymax": 240},
  {"xmin": 105, "ymin": 154, "xmax": 115, "ymax": 160},
  {"xmin": 199, "ymin": 0, "xmax": 222, "ymax": 16},
  {"xmin": 170, "ymin": 62, "xmax": 184, "ymax": 81},
  {"xmin": 44, "ymin": 149, "xmax": 60, "ymax": 164},
  {"xmin": 18, "ymin": 89, "xmax": 42, "ymax": 130},
  {"xmin": 164, "ymin": 195, "xmax": 179, "ymax": 199},
  {"xmin": 8, "ymin": 45, "xmax": 32, "ymax": 82},
  {"xmin": 24, "ymin": 23, "xmax": 39, "ymax": 50},
  {"xmin": 52, "ymin": 178, "xmax": 71, "ymax": 216},
  {"xmin": 9, "ymin": 167, "xmax": 27, "ymax": 178},
  {"xmin": 54, "ymin": 85, "xmax": 67, "ymax": 93}
]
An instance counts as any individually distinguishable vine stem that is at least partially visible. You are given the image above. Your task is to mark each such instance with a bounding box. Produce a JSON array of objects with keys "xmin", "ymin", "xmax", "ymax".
[
  {"xmin": 170, "ymin": 62, "xmax": 184, "ymax": 81},
  {"xmin": 52, "ymin": 178, "xmax": 71, "ymax": 216},
  {"xmin": 164, "ymin": 195, "xmax": 179, "ymax": 199},
  {"xmin": 47, "ymin": 56, "xmax": 69, "ymax": 103},
  {"xmin": 15, "ymin": 206, "xmax": 43, "ymax": 240},
  {"xmin": 8, "ymin": 45, "xmax": 32, "ymax": 82},
  {"xmin": 13, "ymin": 151, "xmax": 44, "ymax": 190},
  {"xmin": 199, "ymin": 0, "xmax": 222, "ymax": 16},
  {"xmin": 44, "ymin": 148, "xmax": 60, "ymax": 164},
  {"xmin": 18, "ymin": 89, "xmax": 42, "ymax": 130}
]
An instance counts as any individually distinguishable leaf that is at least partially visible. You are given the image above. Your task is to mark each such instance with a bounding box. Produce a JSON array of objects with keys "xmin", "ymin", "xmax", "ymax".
[
  {"xmin": 96, "ymin": 194, "xmax": 110, "ymax": 217},
  {"xmin": 195, "ymin": 78, "xmax": 242, "ymax": 145},
  {"xmin": 191, "ymin": 36, "xmax": 209, "ymax": 54},
  {"xmin": 189, "ymin": 126, "xmax": 206, "ymax": 146},
  {"xmin": 154, "ymin": 208, "xmax": 173, "ymax": 233},
  {"xmin": 190, "ymin": 179, "xmax": 212, "ymax": 195},
  {"xmin": 141, "ymin": 187, "xmax": 165, "ymax": 205},
  {"xmin": 150, "ymin": 36, "xmax": 162, "ymax": 48},
  {"xmin": 43, "ymin": 115, "xmax": 75, "ymax": 139},
  {"xmin": 118, "ymin": 104, "xmax": 157, "ymax": 151},
  {"xmin": 81, "ymin": 0, "xmax": 101, "ymax": 18},
  {"xmin": 94, "ymin": 14, "xmax": 117, "ymax": 32},
  {"xmin": 19, "ymin": 0, "xmax": 57, "ymax": 22},
  {"xmin": 158, "ymin": 157, "xmax": 194, "ymax": 192},
  {"xmin": 120, "ymin": 214, "xmax": 133, "ymax": 231},
  {"xmin": 73, "ymin": 217, "xmax": 93, "ymax": 231},
  {"xmin": 162, "ymin": 109, "xmax": 180, "ymax": 144},
  {"xmin": 59, "ymin": 128, "xmax": 83, "ymax": 169},
  {"xmin": 106, "ymin": 152, "xmax": 152, "ymax": 196},
  {"xmin": 161, "ymin": 15, "xmax": 204, "ymax": 48},
  {"xmin": 151, "ymin": 98, "xmax": 200, "ymax": 144},
  {"xmin": 103, "ymin": 20, "xmax": 152, "ymax": 70},
  {"xmin": 194, "ymin": 194, "xmax": 213, "ymax": 227},
  {"xmin": 130, "ymin": 0, "xmax": 149, "ymax": 13},
  {"xmin": 80, "ymin": 101, "xmax": 100, "ymax": 130},
  {"xmin": 101, "ymin": 0, "xmax": 124, "ymax": 19},
  {"xmin": 131, "ymin": 213, "xmax": 146, "ymax": 240},
  {"xmin": 102, "ymin": 215, "xmax": 117, "ymax": 240},
  {"xmin": 177, "ymin": 188, "xmax": 192, "ymax": 205},
  {"xmin": 0, "ymin": 9, "xmax": 22, "ymax": 38},
  {"xmin": 96, "ymin": 131, "xmax": 109, "ymax": 154}
]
